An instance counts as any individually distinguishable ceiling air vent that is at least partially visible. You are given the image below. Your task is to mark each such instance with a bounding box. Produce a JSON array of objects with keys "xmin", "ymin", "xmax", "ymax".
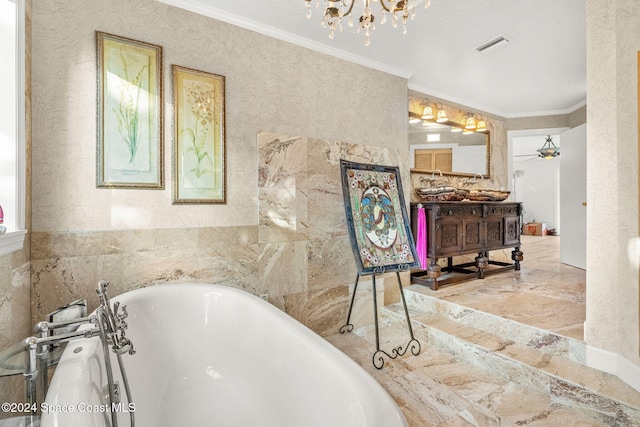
[{"xmin": 476, "ymin": 36, "xmax": 510, "ymax": 54}]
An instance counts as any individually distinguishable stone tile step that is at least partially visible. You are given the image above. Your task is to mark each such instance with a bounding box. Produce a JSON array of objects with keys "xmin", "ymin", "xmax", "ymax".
[
  {"xmin": 403, "ymin": 284, "xmax": 586, "ymax": 364},
  {"xmin": 400, "ymin": 285, "xmax": 640, "ymax": 410},
  {"xmin": 380, "ymin": 302, "xmax": 640, "ymax": 425},
  {"xmin": 327, "ymin": 324, "xmax": 626, "ymax": 427}
]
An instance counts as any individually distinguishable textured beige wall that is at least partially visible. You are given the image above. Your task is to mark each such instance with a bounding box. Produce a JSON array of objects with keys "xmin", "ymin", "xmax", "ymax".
[
  {"xmin": 507, "ymin": 113, "xmax": 574, "ymax": 131},
  {"xmin": 586, "ymin": 0, "xmax": 639, "ymax": 364},
  {"xmin": 567, "ymin": 105, "xmax": 587, "ymax": 128},
  {"xmin": 29, "ymin": 0, "xmax": 409, "ymax": 335},
  {"xmin": 506, "ymin": 106, "xmax": 587, "ymax": 131}
]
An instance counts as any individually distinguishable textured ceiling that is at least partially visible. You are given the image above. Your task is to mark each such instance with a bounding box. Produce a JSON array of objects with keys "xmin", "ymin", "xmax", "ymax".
[{"xmin": 157, "ymin": 0, "xmax": 586, "ymax": 118}]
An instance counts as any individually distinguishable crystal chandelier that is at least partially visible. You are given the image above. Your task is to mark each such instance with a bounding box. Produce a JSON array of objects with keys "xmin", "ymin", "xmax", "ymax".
[{"xmin": 305, "ymin": 0, "xmax": 429, "ymax": 46}]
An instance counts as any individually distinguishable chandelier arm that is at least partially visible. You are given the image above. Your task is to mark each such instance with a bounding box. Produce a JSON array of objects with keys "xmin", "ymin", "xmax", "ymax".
[
  {"xmin": 379, "ymin": 0, "xmax": 394, "ymax": 13},
  {"xmin": 341, "ymin": 0, "xmax": 357, "ymax": 17}
]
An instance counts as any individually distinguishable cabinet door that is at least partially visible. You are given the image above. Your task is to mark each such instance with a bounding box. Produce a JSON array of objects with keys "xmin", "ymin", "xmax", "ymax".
[
  {"xmin": 414, "ymin": 149, "xmax": 453, "ymax": 172},
  {"xmin": 503, "ymin": 216, "xmax": 520, "ymax": 246},
  {"xmin": 485, "ymin": 218, "xmax": 503, "ymax": 250},
  {"xmin": 434, "ymin": 217, "xmax": 485, "ymax": 255},
  {"xmin": 434, "ymin": 218, "xmax": 463, "ymax": 256},
  {"xmin": 462, "ymin": 218, "xmax": 484, "ymax": 252}
]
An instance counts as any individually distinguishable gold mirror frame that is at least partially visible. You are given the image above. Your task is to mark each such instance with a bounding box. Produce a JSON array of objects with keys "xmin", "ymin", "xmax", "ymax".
[{"xmin": 409, "ymin": 112, "xmax": 490, "ymax": 179}]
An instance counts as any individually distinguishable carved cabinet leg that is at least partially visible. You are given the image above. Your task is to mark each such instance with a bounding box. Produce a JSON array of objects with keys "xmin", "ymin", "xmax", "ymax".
[
  {"xmin": 512, "ymin": 247, "xmax": 524, "ymax": 271},
  {"xmin": 426, "ymin": 261, "xmax": 442, "ymax": 290},
  {"xmin": 475, "ymin": 252, "xmax": 489, "ymax": 279}
]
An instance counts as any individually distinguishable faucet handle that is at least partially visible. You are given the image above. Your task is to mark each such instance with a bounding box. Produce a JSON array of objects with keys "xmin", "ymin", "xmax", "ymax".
[{"xmin": 113, "ymin": 302, "xmax": 128, "ymax": 321}]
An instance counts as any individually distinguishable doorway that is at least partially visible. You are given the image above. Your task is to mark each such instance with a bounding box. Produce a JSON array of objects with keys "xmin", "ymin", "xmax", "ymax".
[{"xmin": 508, "ymin": 126, "xmax": 586, "ymax": 270}]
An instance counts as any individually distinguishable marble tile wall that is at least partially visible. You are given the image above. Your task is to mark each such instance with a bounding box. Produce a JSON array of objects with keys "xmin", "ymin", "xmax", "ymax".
[
  {"xmin": 258, "ymin": 131, "xmax": 407, "ymax": 332},
  {"xmin": 0, "ymin": 249, "xmax": 31, "ymax": 415}
]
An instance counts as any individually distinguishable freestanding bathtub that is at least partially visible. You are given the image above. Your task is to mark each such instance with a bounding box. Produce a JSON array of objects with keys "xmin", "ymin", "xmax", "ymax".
[{"xmin": 40, "ymin": 283, "xmax": 408, "ymax": 427}]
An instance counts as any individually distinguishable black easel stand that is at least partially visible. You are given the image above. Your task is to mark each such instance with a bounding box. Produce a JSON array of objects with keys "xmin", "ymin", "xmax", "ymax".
[{"xmin": 339, "ymin": 267, "xmax": 421, "ymax": 369}]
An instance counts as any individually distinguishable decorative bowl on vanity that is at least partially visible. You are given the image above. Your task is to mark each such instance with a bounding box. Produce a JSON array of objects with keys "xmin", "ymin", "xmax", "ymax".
[
  {"xmin": 415, "ymin": 187, "xmax": 469, "ymax": 202},
  {"xmin": 466, "ymin": 189, "xmax": 511, "ymax": 202}
]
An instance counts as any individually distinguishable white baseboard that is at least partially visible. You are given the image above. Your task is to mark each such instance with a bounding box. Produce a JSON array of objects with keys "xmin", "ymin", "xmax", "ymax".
[{"xmin": 586, "ymin": 344, "xmax": 640, "ymax": 394}]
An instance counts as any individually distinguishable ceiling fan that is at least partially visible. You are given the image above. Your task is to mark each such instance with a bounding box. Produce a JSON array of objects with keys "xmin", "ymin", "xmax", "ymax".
[
  {"xmin": 514, "ymin": 153, "xmax": 541, "ymax": 161},
  {"xmin": 514, "ymin": 135, "xmax": 560, "ymax": 160}
]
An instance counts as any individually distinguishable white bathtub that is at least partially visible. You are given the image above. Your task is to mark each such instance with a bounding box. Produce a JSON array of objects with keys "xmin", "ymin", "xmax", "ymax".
[{"xmin": 40, "ymin": 283, "xmax": 408, "ymax": 427}]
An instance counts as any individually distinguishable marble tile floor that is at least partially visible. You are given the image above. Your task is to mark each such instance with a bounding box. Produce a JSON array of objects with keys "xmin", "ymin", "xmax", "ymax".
[
  {"xmin": 327, "ymin": 319, "xmax": 637, "ymax": 426},
  {"xmin": 325, "ymin": 236, "xmax": 640, "ymax": 426},
  {"xmin": 411, "ymin": 235, "xmax": 586, "ymax": 341}
]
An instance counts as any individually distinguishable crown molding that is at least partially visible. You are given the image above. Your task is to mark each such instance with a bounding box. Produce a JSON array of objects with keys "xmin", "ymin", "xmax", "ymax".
[
  {"xmin": 506, "ymin": 98, "xmax": 587, "ymax": 119},
  {"xmin": 410, "ymin": 81, "xmax": 587, "ymax": 119}
]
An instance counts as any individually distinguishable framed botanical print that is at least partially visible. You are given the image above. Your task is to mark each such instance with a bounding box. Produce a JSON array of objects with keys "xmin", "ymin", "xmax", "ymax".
[
  {"xmin": 96, "ymin": 32, "xmax": 163, "ymax": 188},
  {"xmin": 172, "ymin": 65, "xmax": 226, "ymax": 204},
  {"xmin": 340, "ymin": 160, "xmax": 419, "ymax": 274}
]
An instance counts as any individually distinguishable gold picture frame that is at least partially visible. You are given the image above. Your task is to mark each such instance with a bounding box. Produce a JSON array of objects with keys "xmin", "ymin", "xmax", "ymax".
[
  {"xmin": 96, "ymin": 32, "xmax": 163, "ymax": 189},
  {"xmin": 172, "ymin": 65, "xmax": 226, "ymax": 204}
]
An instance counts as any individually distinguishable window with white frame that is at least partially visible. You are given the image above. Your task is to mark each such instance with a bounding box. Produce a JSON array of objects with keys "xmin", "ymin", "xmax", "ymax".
[{"xmin": 0, "ymin": 0, "xmax": 27, "ymax": 257}]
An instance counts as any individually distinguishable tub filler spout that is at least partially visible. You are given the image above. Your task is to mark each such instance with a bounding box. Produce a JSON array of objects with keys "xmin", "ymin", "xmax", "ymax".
[
  {"xmin": 21, "ymin": 281, "xmax": 136, "ymax": 427},
  {"xmin": 96, "ymin": 280, "xmax": 135, "ymax": 356}
]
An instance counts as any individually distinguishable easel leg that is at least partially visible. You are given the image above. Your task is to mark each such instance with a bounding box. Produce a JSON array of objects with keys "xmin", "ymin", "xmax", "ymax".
[
  {"xmin": 396, "ymin": 271, "xmax": 416, "ymax": 342},
  {"xmin": 372, "ymin": 274, "xmax": 380, "ymax": 352},
  {"xmin": 339, "ymin": 273, "xmax": 360, "ymax": 334},
  {"xmin": 371, "ymin": 272, "xmax": 421, "ymax": 369}
]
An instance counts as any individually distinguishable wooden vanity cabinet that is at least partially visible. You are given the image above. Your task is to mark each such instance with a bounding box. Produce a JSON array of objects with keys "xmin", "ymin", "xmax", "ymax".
[{"xmin": 410, "ymin": 202, "xmax": 523, "ymax": 290}]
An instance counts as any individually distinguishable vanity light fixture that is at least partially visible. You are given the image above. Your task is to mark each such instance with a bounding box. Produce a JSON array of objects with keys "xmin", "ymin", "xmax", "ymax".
[
  {"xmin": 435, "ymin": 104, "xmax": 448, "ymax": 123},
  {"xmin": 537, "ymin": 135, "xmax": 560, "ymax": 159},
  {"xmin": 476, "ymin": 117, "xmax": 488, "ymax": 132},
  {"xmin": 464, "ymin": 114, "xmax": 477, "ymax": 130},
  {"xmin": 305, "ymin": 0, "xmax": 429, "ymax": 46},
  {"xmin": 421, "ymin": 102, "xmax": 434, "ymax": 120},
  {"xmin": 409, "ymin": 112, "xmax": 422, "ymax": 124}
]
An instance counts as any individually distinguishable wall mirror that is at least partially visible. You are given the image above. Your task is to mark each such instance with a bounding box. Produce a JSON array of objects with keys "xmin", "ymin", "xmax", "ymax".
[{"xmin": 409, "ymin": 112, "xmax": 490, "ymax": 179}]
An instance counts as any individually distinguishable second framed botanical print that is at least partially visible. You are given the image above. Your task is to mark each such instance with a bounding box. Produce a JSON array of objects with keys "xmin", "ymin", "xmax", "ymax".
[{"xmin": 172, "ymin": 65, "xmax": 226, "ymax": 204}]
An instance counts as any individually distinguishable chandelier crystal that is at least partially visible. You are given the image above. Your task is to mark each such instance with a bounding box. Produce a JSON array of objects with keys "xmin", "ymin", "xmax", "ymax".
[{"xmin": 305, "ymin": 0, "xmax": 427, "ymax": 46}]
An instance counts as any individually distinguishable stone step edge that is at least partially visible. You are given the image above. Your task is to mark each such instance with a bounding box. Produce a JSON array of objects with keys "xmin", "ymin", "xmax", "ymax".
[
  {"xmin": 380, "ymin": 304, "xmax": 640, "ymax": 420},
  {"xmin": 401, "ymin": 285, "xmax": 587, "ymax": 366}
]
